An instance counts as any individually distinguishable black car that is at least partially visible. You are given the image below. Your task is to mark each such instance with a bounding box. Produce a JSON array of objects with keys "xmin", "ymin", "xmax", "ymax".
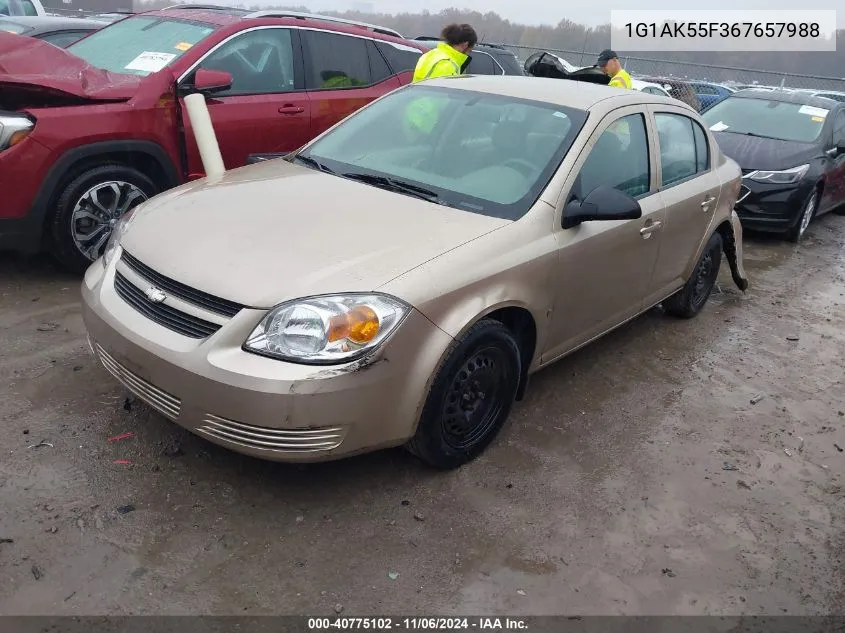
[
  {"xmin": 703, "ymin": 89, "xmax": 845, "ymax": 242},
  {"xmin": 0, "ymin": 15, "xmax": 105, "ymax": 46},
  {"xmin": 410, "ymin": 36, "xmax": 524, "ymax": 76}
]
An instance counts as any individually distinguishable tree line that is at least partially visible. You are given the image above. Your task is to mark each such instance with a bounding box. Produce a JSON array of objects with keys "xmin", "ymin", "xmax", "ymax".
[{"xmin": 136, "ymin": 1, "xmax": 845, "ymax": 79}]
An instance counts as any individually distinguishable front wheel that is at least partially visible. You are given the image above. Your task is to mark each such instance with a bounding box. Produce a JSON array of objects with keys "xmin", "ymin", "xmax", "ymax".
[
  {"xmin": 406, "ymin": 319, "xmax": 521, "ymax": 469},
  {"xmin": 664, "ymin": 231, "xmax": 723, "ymax": 319},
  {"xmin": 787, "ymin": 189, "xmax": 818, "ymax": 243},
  {"xmin": 50, "ymin": 164, "xmax": 158, "ymax": 274}
]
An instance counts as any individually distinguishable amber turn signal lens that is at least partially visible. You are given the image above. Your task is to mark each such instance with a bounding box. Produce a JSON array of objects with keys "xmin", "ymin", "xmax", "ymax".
[
  {"xmin": 8, "ymin": 130, "xmax": 30, "ymax": 147},
  {"xmin": 327, "ymin": 313, "xmax": 350, "ymax": 343},
  {"xmin": 347, "ymin": 305, "xmax": 380, "ymax": 344}
]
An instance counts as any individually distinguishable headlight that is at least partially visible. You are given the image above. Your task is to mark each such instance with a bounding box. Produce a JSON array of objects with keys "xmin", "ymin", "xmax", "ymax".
[
  {"xmin": 0, "ymin": 114, "xmax": 34, "ymax": 151},
  {"xmin": 102, "ymin": 206, "xmax": 139, "ymax": 268},
  {"xmin": 244, "ymin": 294, "xmax": 410, "ymax": 364},
  {"xmin": 746, "ymin": 164, "xmax": 809, "ymax": 185}
]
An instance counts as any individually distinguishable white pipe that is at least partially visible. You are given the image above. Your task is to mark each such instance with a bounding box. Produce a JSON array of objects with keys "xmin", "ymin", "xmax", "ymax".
[{"xmin": 184, "ymin": 93, "xmax": 225, "ymax": 179}]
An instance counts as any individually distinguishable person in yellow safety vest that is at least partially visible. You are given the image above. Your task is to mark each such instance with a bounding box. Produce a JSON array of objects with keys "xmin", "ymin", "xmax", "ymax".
[
  {"xmin": 404, "ymin": 24, "xmax": 477, "ymax": 137},
  {"xmin": 412, "ymin": 23, "xmax": 477, "ymax": 83},
  {"xmin": 597, "ymin": 49, "xmax": 632, "ymax": 89}
]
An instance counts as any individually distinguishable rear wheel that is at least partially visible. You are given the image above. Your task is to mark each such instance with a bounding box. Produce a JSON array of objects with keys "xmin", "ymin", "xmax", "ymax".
[
  {"xmin": 664, "ymin": 232, "xmax": 723, "ymax": 319},
  {"xmin": 50, "ymin": 164, "xmax": 158, "ymax": 274},
  {"xmin": 787, "ymin": 189, "xmax": 818, "ymax": 243},
  {"xmin": 407, "ymin": 319, "xmax": 521, "ymax": 469}
]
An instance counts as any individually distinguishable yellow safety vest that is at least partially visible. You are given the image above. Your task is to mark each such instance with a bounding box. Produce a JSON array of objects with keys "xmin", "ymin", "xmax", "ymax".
[
  {"xmin": 609, "ymin": 68, "xmax": 632, "ymax": 89},
  {"xmin": 405, "ymin": 44, "xmax": 469, "ymax": 136},
  {"xmin": 412, "ymin": 42, "xmax": 468, "ymax": 83}
]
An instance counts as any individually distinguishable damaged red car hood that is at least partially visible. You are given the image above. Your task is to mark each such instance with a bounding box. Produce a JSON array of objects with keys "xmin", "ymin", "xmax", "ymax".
[{"xmin": 0, "ymin": 31, "xmax": 141, "ymax": 101}]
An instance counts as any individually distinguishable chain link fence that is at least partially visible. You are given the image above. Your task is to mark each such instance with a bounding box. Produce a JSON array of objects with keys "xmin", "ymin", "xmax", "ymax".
[{"xmin": 494, "ymin": 44, "xmax": 845, "ymax": 111}]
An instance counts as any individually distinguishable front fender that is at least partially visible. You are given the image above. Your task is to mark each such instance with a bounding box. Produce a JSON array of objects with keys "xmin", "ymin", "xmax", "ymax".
[{"xmin": 721, "ymin": 210, "xmax": 749, "ymax": 292}]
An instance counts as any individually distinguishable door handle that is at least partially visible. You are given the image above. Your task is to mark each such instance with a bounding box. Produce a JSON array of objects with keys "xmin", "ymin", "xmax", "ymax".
[
  {"xmin": 701, "ymin": 195, "xmax": 716, "ymax": 211},
  {"xmin": 278, "ymin": 105, "xmax": 304, "ymax": 114},
  {"xmin": 640, "ymin": 221, "xmax": 663, "ymax": 239}
]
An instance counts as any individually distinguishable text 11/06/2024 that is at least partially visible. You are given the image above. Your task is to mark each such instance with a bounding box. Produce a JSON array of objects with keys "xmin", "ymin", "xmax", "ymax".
[{"xmin": 307, "ymin": 617, "xmax": 529, "ymax": 630}]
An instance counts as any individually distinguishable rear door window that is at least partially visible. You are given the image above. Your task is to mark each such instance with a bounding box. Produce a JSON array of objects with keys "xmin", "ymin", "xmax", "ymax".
[
  {"xmin": 467, "ymin": 51, "xmax": 500, "ymax": 76},
  {"xmin": 303, "ymin": 31, "xmax": 375, "ymax": 89},
  {"xmin": 374, "ymin": 40, "xmax": 422, "ymax": 74},
  {"xmin": 655, "ymin": 112, "xmax": 709, "ymax": 186}
]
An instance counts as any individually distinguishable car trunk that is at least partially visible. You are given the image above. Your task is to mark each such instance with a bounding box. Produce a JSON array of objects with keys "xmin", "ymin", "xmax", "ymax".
[{"xmin": 523, "ymin": 52, "xmax": 610, "ymax": 85}]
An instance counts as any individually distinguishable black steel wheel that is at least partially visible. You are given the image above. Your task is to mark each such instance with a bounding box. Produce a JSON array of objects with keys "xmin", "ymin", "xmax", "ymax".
[
  {"xmin": 664, "ymin": 231, "xmax": 723, "ymax": 319},
  {"xmin": 407, "ymin": 319, "xmax": 521, "ymax": 469}
]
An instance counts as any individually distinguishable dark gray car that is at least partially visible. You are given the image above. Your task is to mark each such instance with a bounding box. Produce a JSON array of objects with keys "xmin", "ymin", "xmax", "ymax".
[{"xmin": 0, "ymin": 15, "xmax": 106, "ymax": 47}]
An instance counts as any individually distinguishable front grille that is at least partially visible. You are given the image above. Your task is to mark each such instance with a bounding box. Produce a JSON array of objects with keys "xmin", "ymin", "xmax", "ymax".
[
  {"xmin": 115, "ymin": 272, "xmax": 220, "ymax": 339},
  {"xmin": 96, "ymin": 344, "xmax": 181, "ymax": 420},
  {"xmin": 122, "ymin": 251, "xmax": 244, "ymax": 318},
  {"xmin": 196, "ymin": 414, "xmax": 346, "ymax": 453}
]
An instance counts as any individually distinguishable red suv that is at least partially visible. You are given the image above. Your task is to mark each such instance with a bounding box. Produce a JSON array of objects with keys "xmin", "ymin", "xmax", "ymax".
[{"xmin": 0, "ymin": 6, "xmax": 427, "ymax": 272}]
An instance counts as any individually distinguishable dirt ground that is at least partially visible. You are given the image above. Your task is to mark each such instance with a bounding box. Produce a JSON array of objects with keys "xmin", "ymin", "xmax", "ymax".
[{"xmin": 1, "ymin": 215, "xmax": 844, "ymax": 617}]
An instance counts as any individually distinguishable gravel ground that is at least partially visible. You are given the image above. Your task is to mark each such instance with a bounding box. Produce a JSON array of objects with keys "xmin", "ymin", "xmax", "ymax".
[{"xmin": 0, "ymin": 215, "xmax": 844, "ymax": 616}]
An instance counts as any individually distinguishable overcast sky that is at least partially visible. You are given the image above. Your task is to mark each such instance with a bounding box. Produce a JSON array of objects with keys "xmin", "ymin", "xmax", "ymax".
[{"xmin": 302, "ymin": 0, "xmax": 845, "ymax": 29}]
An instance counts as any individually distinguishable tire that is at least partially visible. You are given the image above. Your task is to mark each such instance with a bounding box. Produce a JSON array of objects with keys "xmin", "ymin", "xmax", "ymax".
[
  {"xmin": 664, "ymin": 232, "xmax": 723, "ymax": 319},
  {"xmin": 50, "ymin": 164, "xmax": 158, "ymax": 274},
  {"xmin": 787, "ymin": 189, "xmax": 818, "ymax": 243},
  {"xmin": 407, "ymin": 319, "xmax": 521, "ymax": 469}
]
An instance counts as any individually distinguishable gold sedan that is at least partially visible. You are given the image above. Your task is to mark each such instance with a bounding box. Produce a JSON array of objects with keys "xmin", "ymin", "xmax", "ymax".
[{"xmin": 82, "ymin": 76, "xmax": 748, "ymax": 469}]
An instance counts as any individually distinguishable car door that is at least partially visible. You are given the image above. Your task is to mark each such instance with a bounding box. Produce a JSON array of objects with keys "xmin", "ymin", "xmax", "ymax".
[
  {"xmin": 543, "ymin": 108, "xmax": 666, "ymax": 362},
  {"xmin": 648, "ymin": 108, "xmax": 722, "ymax": 299},
  {"xmin": 302, "ymin": 30, "xmax": 402, "ymax": 137},
  {"xmin": 819, "ymin": 109, "xmax": 845, "ymax": 213},
  {"xmin": 178, "ymin": 27, "xmax": 310, "ymax": 177}
]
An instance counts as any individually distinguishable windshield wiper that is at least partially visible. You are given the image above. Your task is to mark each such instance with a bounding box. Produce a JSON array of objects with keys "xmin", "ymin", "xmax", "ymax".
[
  {"xmin": 291, "ymin": 154, "xmax": 334, "ymax": 174},
  {"xmin": 341, "ymin": 172, "xmax": 440, "ymax": 203}
]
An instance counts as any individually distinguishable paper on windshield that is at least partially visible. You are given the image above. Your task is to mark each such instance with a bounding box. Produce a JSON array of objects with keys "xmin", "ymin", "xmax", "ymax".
[
  {"xmin": 710, "ymin": 121, "xmax": 729, "ymax": 132},
  {"xmin": 125, "ymin": 51, "xmax": 177, "ymax": 73},
  {"xmin": 175, "ymin": 42, "xmax": 193, "ymax": 52},
  {"xmin": 798, "ymin": 105, "xmax": 829, "ymax": 118}
]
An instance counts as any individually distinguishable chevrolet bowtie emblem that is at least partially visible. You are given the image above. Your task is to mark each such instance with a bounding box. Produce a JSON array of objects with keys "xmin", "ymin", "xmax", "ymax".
[{"xmin": 145, "ymin": 286, "xmax": 166, "ymax": 304}]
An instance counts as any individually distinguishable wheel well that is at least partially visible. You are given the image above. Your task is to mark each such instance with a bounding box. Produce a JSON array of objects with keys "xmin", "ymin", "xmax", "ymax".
[
  {"xmin": 42, "ymin": 151, "xmax": 171, "ymax": 239},
  {"xmin": 485, "ymin": 306, "xmax": 537, "ymax": 401},
  {"xmin": 56, "ymin": 151, "xmax": 171, "ymax": 194}
]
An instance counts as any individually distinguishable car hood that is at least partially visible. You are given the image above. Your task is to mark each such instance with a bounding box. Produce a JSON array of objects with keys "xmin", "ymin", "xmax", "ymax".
[
  {"xmin": 121, "ymin": 160, "xmax": 510, "ymax": 309},
  {"xmin": 0, "ymin": 31, "xmax": 141, "ymax": 103},
  {"xmin": 711, "ymin": 131, "xmax": 819, "ymax": 171}
]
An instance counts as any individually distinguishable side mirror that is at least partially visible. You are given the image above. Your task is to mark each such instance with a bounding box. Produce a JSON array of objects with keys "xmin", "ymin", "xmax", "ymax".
[
  {"xmin": 562, "ymin": 185, "xmax": 642, "ymax": 229},
  {"xmin": 826, "ymin": 142, "xmax": 845, "ymax": 158},
  {"xmin": 189, "ymin": 68, "xmax": 233, "ymax": 95}
]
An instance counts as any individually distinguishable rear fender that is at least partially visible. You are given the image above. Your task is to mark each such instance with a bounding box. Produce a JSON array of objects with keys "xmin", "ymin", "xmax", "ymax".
[{"xmin": 717, "ymin": 211, "xmax": 749, "ymax": 292}]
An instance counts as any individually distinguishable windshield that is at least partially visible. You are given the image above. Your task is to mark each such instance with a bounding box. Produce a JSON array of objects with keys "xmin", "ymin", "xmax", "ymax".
[
  {"xmin": 299, "ymin": 85, "xmax": 587, "ymax": 220},
  {"xmin": 702, "ymin": 96, "xmax": 829, "ymax": 143},
  {"xmin": 67, "ymin": 16, "xmax": 216, "ymax": 76}
]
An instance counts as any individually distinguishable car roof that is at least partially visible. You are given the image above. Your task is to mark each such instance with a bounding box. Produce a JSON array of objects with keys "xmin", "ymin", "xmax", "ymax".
[
  {"xmin": 422, "ymin": 75, "xmax": 686, "ymax": 111},
  {"xmin": 731, "ymin": 88, "xmax": 843, "ymax": 108},
  {"xmin": 0, "ymin": 15, "xmax": 107, "ymax": 28},
  {"xmin": 148, "ymin": 6, "xmax": 407, "ymax": 39},
  {"xmin": 410, "ymin": 37, "xmax": 515, "ymax": 56}
]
